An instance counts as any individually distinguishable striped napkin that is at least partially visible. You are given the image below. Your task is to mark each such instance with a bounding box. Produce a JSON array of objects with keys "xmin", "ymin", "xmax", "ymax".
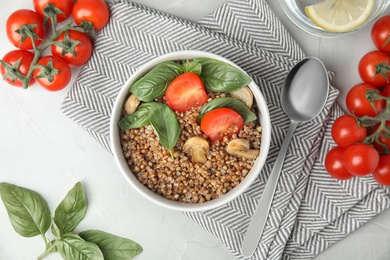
[{"xmin": 61, "ymin": 0, "xmax": 390, "ymax": 259}]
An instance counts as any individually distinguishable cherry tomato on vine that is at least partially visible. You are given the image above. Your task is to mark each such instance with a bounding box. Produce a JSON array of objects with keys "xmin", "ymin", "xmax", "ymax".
[
  {"xmin": 331, "ymin": 115, "xmax": 367, "ymax": 148},
  {"xmin": 371, "ymin": 15, "xmax": 390, "ymax": 53},
  {"xmin": 382, "ymin": 83, "xmax": 390, "ymax": 97},
  {"xmin": 371, "ymin": 121, "xmax": 390, "ymax": 153},
  {"xmin": 51, "ymin": 30, "xmax": 92, "ymax": 66},
  {"xmin": 0, "ymin": 50, "xmax": 35, "ymax": 87},
  {"xmin": 33, "ymin": 0, "xmax": 74, "ymax": 23},
  {"xmin": 72, "ymin": 0, "xmax": 109, "ymax": 30},
  {"xmin": 201, "ymin": 108, "xmax": 244, "ymax": 141},
  {"xmin": 33, "ymin": 56, "xmax": 71, "ymax": 91},
  {"xmin": 358, "ymin": 50, "xmax": 390, "ymax": 88},
  {"xmin": 343, "ymin": 143, "xmax": 379, "ymax": 176},
  {"xmin": 372, "ymin": 154, "xmax": 390, "ymax": 186},
  {"xmin": 325, "ymin": 146, "xmax": 354, "ymax": 180},
  {"xmin": 165, "ymin": 72, "xmax": 208, "ymax": 112},
  {"xmin": 6, "ymin": 9, "xmax": 45, "ymax": 50},
  {"xmin": 345, "ymin": 83, "xmax": 385, "ymax": 117}
]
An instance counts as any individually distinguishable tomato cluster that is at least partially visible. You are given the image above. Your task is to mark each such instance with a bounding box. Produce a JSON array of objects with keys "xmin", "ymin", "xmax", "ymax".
[
  {"xmin": 325, "ymin": 16, "xmax": 390, "ymax": 186},
  {"xmin": 0, "ymin": 0, "xmax": 109, "ymax": 91}
]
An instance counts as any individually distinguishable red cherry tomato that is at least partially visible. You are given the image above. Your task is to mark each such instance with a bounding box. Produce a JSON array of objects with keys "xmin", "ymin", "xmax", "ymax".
[
  {"xmin": 33, "ymin": 56, "xmax": 71, "ymax": 91},
  {"xmin": 345, "ymin": 83, "xmax": 385, "ymax": 117},
  {"xmin": 383, "ymin": 83, "xmax": 390, "ymax": 97},
  {"xmin": 51, "ymin": 30, "xmax": 92, "ymax": 66},
  {"xmin": 372, "ymin": 154, "xmax": 390, "ymax": 186},
  {"xmin": 72, "ymin": 0, "xmax": 109, "ymax": 30},
  {"xmin": 165, "ymin": 72, "xmax": 208, "ymax": 112},
  {"xmin": 331, "ymin": 115, "xmax": 367, "ymax": 148},
  {"xmin": 358, "ymin": 50, "xmax": 390, "ymax": 87},
  {"xmin": 33, "ymin": 0, "xmax": 74, "ymax": 23},
  {"xmin": 370, "ymin": 121, "xmax": 390, "ymax": 153},
  {"xmin": 200, "ymin": 108, "xmax": 244, "ymax": 141},
  {"xmin": 343, "ymin": 143, "xmax": 379, "ymax": 176},
  {"xmin": 325, "ymin": 146, "xmax": 354, "ymax": 180},
  {"xmin": 0, "ymin": 50, "xmax": 35, "ymax": 87},
  {"xmin": 6, "ymin": 9, "xmax": 45, "ymax": 50},
  {"xmin": 371, "ymin": 15, "xmax": 390, "ymax": 53}
]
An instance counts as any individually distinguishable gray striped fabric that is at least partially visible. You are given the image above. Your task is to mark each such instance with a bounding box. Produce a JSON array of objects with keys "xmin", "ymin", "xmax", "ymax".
[{"xmin": 61, "ymin": 0, "xmax": 390, "ymax": 259}]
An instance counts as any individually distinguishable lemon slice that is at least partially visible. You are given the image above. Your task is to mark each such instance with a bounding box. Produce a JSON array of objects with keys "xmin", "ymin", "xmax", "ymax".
[{"xmin": 305, "ymin": 0, "xmax": 374, "ymax": 32}]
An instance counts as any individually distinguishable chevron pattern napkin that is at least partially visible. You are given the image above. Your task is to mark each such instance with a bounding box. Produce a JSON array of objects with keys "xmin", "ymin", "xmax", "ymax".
[{"xmin": 61, "ymin": 0, "xmax": 390, "ymax": 259}]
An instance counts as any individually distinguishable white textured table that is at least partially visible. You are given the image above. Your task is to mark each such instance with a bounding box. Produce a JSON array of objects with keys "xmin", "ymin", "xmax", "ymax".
[{"xmin": 0, "ymin": 1, "xmax": 389, "ymax": 259}]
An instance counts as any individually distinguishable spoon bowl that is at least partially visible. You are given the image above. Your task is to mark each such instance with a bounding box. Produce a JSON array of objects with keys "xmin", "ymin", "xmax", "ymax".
[{"xmin": 241, "ymin": 57, "xmax": 329, "ymax": 257}]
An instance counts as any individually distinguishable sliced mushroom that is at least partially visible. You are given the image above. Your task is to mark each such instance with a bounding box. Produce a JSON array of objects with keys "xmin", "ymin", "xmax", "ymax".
[
  {"xmin": 226, "ymin": 138, "xmax": 259, "ymax": 160},
  {"xmin": 124, "ymin": 94, "xmax": 140, "ymax": 114},
  {"xmin": 184, "ymin": 137, "xmax": 209, "ymax": 163},
  {"xmin": 230, "ymin": 86, "xmax": 253, "ymax": 108}
]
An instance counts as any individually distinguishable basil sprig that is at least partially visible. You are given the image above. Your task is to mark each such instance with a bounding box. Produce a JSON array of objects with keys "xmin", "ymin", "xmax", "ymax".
[
  {"xmin": 130, "ymin": 61, "xmax": 184, "ymax": 102},
  {"xmin": 193, "ymin": 57, "xmax": 252, "ymax": 92},
  {"xmin": 0, "ymin": 182, "xmax": 143, "ymax": 260},
  {"xmin": 198, "ymin": 97, "xmax": 257, "ymax": 123}
]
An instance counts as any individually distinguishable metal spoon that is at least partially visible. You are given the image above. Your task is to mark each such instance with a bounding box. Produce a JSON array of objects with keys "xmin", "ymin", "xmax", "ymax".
[{"xmin": 241, "ymin": 57, "xmax": 329, "ymax": 257}]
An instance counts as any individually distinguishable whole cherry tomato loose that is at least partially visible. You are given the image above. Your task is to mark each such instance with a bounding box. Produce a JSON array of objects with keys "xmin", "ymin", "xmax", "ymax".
[
  {"xmin": 201, "ymin": 108, "xmax": 244, "ymax": 142},
  {"xmin": 33, "ymin": 56, "xmax": 71, "ymax": 91},
  {"xmin": 6, "ymin": 9, "xmax": 45, "ymax": 50},
  {"xmin": 325, "ymin": 146, "xmax": 354, "ymax": 180},
  {"xmin": 371, "ymin": 121, "xmax": 390, "ymax": 153},
  {"xmin": 343, "ymin": 143, "xmax": 379, "ymax": 176},
  {"xmin": 0, "ymin": 50, "xmax": 35, "ymax": 87},
  {"xmin": 371, "ymin": 15, "xmax": 390, "ymax": 53},
  {"xmin": 33, "ymin": 0, "xmax": 74, "ymax": 23},
  {"xmin": 345, "ymin": 83, "xmax": 385, "ymax": 117},
  {"xmin": 372, "ymin": 154, "xmax": 390, "ymax": 186},
  {"xmin": 358, "ymin": 50, "xmax": 390, "ymax": 88},
  {"xmin": 72, "ymin": 0, "xmax": 109, "ymax": 30},
  {"xmin": 51, "ymin": 30, "xmax": 92, "ymax": 66},
  {"xmin": 331, "ymin": 114, "xmax": 367, "ymax": 148},
  {"xmin": 165, "ymin": 72, "xmax": 208, "ymax": 112}
]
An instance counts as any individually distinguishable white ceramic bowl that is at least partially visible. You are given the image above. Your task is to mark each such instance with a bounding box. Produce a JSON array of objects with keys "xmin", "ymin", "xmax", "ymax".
[{"xmin": 110, "ymin": 50, "xmax": 271, "ymax": 212}]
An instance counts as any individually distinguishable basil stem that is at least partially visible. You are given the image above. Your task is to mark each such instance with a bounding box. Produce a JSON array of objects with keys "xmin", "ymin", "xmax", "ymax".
[
  {"xmin": 198, "ymin": 97, "xmax": 257, "ymax": 123},
  {"xmin": 80, "ymin": 230, "xmax": 143, "ymax": 260},
  {"xmin": 193, "ymin": 57, "xmax": 252, "ymax": 92},
  {"xmin": 130, "ymin": 61, "xmax": 184, "ymax": 102},
  {"xmin": 148, "ymin": 102, "xmax": 181, "ymax": 159}
]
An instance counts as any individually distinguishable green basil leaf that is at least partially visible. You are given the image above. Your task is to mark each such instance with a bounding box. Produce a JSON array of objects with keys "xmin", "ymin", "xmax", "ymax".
[
  {"xmin": 148, "ymin": 102, "xmax": 181, "ymax": 158},
  {"xmin": 130, "ymin": 61, "xmax": 184, "ymax": 102},
  {"xmin": 118, "ymin": 103, "xmax": 151, "ymax": 130},
  {"xmin": 183, "ymin": 60, "xmax": 201, "ymax": 75},
  {"xmin": 56, "ymin": 232, "xmax": 104, "ymax": 260},
  {"xmin": 0, "ymin": 183, "xmax": 51, "ymax": 238},
  {"xmin": 53, "ymin": 182, "xmax": 87, "ymax": 236},
  {"xmin": 193, "ymin": 57, "xmax": 252, "ymax": 92},
  {"xmin": 198, "ymin": 97, "xmax": 257, "ymax": 123},
  {"xmin": 79, "ymin": 230, "xmax": 143, "ymax": 260}
]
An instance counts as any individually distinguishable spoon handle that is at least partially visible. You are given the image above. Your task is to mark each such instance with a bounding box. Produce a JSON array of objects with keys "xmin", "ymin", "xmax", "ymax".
[{"xmin": 241, "ymin": 120, "xmax": 299, "ymax": 257}]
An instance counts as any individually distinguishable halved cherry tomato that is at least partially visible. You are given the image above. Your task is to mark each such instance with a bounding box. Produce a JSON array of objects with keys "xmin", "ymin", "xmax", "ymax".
[
  {"xmin": 372, "ymin": 154, "xmax": 390, "ymax": 186},
  {"xmin": 325, "ymin": 146, "xmax": 353, "ymax": 180},
  {"xmin": 33, "ymin": 56, "xmax": 71, "ymax": 91},
  {"xmin": 33, "ymin": 0, "xmax": 74, "ymax": 23},
  {"xmin": 331, "ymin": 115, "xmax": 367, "ymax": 148},
  {"xmin": 358, "ymin": 50, "xmax": 390, "ymax": 87},
  {"xmin": 6, "ymin": 9, "xmax": 45, "ymax": 50},
  {"xmin": 345, "ymin": 83, "xmax": 385, "ymax": 117},
  {"xmin": 0, "ymin": 50, "xmax": 35, "ymax": 87},
  {"xmin": 343, "ymin": 143, "xmax": 379, "ymax": 176},
  {"xmin": 51, "ymin": 30, "xmax": 92, "ymax": 66},
  {"xmin": 166, "ymin": 72, "xmax": 208, "ymax": 112},
  {"xmin": 370, "ymin": 121, "xmax": 390, "ymax": 153},
  {"xmin": 200, "ymin": 108, "xmax": 244, "ymax": 141},
  {"xmin": 371, "ymin": 15, "xmax": 390, "ymax": 53},
  {"xmin": 72, "ymin": 0, "xmax": 109, "ymax": 30}
]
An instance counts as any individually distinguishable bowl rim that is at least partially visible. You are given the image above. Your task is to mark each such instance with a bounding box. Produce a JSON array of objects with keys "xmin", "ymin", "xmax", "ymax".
[{"xmin": 110, "ymin": 50, "xmax": 271, "ymax": 212}]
